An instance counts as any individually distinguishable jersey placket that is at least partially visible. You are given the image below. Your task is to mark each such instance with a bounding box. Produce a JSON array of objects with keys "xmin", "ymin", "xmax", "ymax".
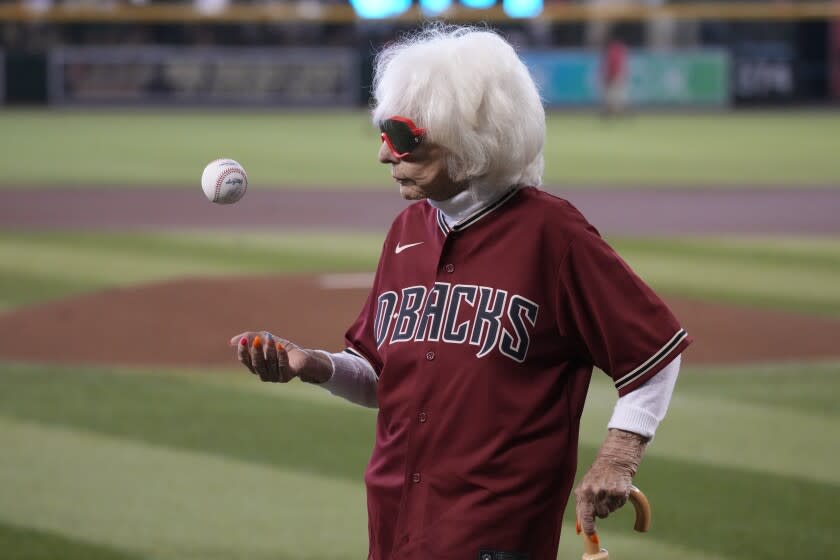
[{"xmin": 390, "ymin": 228, "xmax": 461, "ymax": 556}]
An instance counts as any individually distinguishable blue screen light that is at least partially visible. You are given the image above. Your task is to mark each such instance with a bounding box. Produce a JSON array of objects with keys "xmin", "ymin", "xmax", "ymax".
[
  {"xmin": 421, "ymin": 0, "xmax": 453, "ymax": 16},
  {"xmin": 350, "ymin": 0, "xmax": 412, "ymax": 19},
  {"xmin": 503, "ymin": 0, "xmax": 542, "ymax": 18},
  {"xmin": 461, "ymin": 0, "xmax": 496, "ymax": 8}
]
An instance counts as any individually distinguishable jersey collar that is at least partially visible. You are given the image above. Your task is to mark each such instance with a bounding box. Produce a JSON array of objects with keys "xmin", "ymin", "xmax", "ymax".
[{"xmin": 435, "ymin": 186, "xmax": 521, "ymax": 236}]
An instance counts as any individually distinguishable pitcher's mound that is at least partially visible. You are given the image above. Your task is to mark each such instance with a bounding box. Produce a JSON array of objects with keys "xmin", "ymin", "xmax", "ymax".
[{"xmin": 0, "ymin": 274, "xmax": 839, "ymax": 368}]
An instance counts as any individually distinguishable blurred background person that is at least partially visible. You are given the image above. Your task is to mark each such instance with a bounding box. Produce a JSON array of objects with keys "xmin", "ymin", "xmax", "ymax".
[{"xmin": 601, "ymin": 28, "xmax": 629, "ymax": 117}]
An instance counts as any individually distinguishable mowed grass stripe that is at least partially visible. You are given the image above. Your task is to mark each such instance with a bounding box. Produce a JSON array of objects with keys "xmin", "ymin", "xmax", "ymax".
[
  {"xmin": 549, "ymin": 112, "xmax": 840, "ymax": 186},
  {"xmin": 569, "ymin": 443, "xmax": 840, "ymax": 560},
  {"xmin": 0, "ymin": 231, "xmax": 383, "ymax": 309},
  {"xmin": 615, "ymin": 236, "xmax": 840, "ymax": 270},
  {"xmin": 0, "ymin": 522, "xmax": 143, "ymax": 560},
  {"xmin": 0, "ymin": 231, "xmax": 383, "ymax": 277},
  {"xmin": 614, "ymin": 236, "xmax": 840, "ymax": 316},
  {"xmin": 0, "ymin": 363, "xmax": 377, "ymax": 483},
  {"xmin": 0, "ymin": 268, "xmax": 98, "ymax": 312},
  {"xmin": 581, "ymin": 369, "xmax": 840, "ymax": 485},
  {"xmin": 671, "ymin": 361, "xmax": 840, "ymax": 416},
  {"xmin": 0, "ymin": 111, "xmax": 839, "ymax": 187},
  {"xmin": 0, "ymin": 417, "xmax": 733, "ymax": 560},
  {"xmin": 0, "ymin": 111, "xmax": 383, "ymax": 188},
  {"xmin": 0, "ymin": 417, "xmax": 369, "ymax": 560},
  {"xmin": 1, "ymin": 361, "xmax": 838, "ymax": 485}
]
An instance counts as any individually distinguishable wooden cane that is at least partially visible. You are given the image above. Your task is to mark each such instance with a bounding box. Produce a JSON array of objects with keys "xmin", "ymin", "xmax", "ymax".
[{"xmin": 577, "ymin": 486, "xmax": 651, "ymax": 560}]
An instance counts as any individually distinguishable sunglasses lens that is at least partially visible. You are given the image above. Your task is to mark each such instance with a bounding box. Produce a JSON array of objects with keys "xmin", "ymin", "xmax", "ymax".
[{"xmin": 380, "ymin": 119, "xmax": 422, "ymax": 156}]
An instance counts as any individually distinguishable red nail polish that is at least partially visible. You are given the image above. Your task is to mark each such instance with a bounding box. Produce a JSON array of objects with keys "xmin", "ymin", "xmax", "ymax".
[{"xmin": 239, "ymin": 337, "xmax": 247, "ymax": 346}]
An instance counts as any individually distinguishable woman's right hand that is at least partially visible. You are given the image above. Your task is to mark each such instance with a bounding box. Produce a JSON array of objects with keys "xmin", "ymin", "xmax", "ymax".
[{"xmin": 228, "ymin": 331, "xmax": 332, "ymax": 384}]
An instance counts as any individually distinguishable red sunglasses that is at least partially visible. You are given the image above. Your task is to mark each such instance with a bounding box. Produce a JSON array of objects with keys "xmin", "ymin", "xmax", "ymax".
[{"xmin": 379, "ymin": 116, "xmax": 426, "ymax": 158}]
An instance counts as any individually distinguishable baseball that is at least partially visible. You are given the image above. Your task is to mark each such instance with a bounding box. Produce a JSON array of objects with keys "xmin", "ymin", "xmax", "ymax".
[{"xmin": 201, "ymin": 158, "xmax": 248, "ymax": 204}]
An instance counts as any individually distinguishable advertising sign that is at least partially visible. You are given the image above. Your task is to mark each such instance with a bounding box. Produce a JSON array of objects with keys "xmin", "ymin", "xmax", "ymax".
[
  {"xmin": 629, "ymin": 51, "xmax": 729, "ymax": 106},
  {"xmin": 732, "ymin": 41, "xmax": 796, "ymax": 104},
  {"xmin": 49, "ymin": 47, "xmax": 360, "ymax": 107},
  {"xmin": 523, "ymin": 49, "xmax": 730, "ymax": 108}
]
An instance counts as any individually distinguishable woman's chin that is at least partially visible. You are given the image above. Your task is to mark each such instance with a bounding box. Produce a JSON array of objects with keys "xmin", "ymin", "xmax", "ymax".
[{"xmin": 399, "ymin": 184, "xmax": 426, "ymax": 200}]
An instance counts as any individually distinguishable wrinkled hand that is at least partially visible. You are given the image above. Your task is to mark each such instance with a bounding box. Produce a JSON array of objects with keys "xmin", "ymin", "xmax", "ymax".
[
  {"xmin": 228, "ymin": 331, "xmax": 332, "ymax": 384},
  {"xmin": 575, "ymin": 429, "xmax": 648, "ymax": 536}
]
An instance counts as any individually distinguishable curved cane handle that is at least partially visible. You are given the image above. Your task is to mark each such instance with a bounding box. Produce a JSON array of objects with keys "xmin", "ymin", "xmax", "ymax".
[
  {"xmin": 578, "ymin": 486, "xmax": 651, "ymax": 560},
  {"xmin": 628, "ymin": 486, "xmax": 651, "ymax": 532}
]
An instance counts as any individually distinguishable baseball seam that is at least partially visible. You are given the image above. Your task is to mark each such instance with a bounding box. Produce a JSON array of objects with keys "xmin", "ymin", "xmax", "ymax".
[{"xmin": 214, "ymin": 167, "xmax": 247, "ymax": 203}]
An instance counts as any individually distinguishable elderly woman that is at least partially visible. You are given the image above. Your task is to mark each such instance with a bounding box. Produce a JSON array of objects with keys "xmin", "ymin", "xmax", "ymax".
[{"xmin": 231, "ymin": 25, "xmax": 690, "ymax": 560}]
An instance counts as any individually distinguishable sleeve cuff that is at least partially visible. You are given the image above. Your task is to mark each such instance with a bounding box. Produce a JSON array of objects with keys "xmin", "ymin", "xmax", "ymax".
[{"xmin": 608, "ymin": 404, "xmax": 661, "ymax": 439}]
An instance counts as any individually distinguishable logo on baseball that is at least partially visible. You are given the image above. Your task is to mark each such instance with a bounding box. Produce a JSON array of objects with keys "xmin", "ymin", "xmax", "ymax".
[{"xmin": 201, "ymin": 159, "xmax": 248, "ymax": 204}]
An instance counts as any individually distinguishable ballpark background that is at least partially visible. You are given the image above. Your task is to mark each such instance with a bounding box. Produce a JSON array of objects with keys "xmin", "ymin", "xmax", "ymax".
[{"xmin": 1, "ymin": 1, "xmax": 839, "ymax": 559}]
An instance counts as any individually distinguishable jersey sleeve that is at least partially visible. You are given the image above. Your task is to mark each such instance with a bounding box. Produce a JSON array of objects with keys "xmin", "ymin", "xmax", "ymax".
[
  {"xmin": 343, "ymin": 231, "xmax": 392, "ymax": 378},
  {"xmin": 556, "ymin": 225, "xmax": 692, "ymax": 396}
]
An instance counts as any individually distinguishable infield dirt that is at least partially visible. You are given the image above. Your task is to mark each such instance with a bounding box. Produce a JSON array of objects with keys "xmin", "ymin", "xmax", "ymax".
[
  {"xmin": 2, "ymin": 186, "xmax": 839, "ymax": 369},
  {"xmin": 1, "ymin": 274, "xmax": 839, "ymax": 368}
]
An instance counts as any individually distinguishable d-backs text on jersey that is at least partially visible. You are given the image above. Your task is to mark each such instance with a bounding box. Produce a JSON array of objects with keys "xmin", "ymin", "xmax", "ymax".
[{"xmin": 374, "ymin": 282, "xmax": 540, "ymax": 363}]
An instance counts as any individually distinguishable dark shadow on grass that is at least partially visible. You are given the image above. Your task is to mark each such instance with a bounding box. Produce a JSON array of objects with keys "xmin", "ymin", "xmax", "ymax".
[
  {"xmin": 0, "ymin": 364, "xmax": 376, "ymax": 482},
  {"xmin": 0, "ymin": 521, "xmax": 143, "ymax": 560}
]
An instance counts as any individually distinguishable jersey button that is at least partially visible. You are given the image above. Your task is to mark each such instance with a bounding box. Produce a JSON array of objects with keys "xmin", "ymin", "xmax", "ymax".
[
  {"xmin": 411, "ymin": 472, "xmax": 421, "ymax": 483},
  {"xmin": 418, "ymin": 411, "xmax": 427, "ymax": 423},
  {"xmin": 425, "ymin": 351, "xmax": 435, "ymax": 361},
  {"xmin": 445, "ymin": 263, "xmax": 455, "ymax": 273}
]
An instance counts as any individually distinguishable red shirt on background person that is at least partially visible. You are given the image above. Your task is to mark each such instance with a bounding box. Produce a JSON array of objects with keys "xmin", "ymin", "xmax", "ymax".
[{"xmin": 602, "ymin": 37, "xmax": 629, "ymax": 115}]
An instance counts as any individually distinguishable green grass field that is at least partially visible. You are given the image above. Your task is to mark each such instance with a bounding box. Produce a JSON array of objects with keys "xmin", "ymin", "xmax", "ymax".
[
  {"xmin": 1, "ymin": 361, "xmax": 838, "ymax": 560},
  {"xmin": 1, "ymin": 109, "xmax": 838, "ymax": 559},
  {"xmin": 0, "ymin": 110, "xmax": 839, "ymax": 187}
]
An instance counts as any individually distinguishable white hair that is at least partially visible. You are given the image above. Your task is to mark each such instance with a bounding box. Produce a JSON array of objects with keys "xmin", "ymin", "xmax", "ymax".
[{"xmin": 372, "ymin": 24, "xmax": 545, "ymax": 194}]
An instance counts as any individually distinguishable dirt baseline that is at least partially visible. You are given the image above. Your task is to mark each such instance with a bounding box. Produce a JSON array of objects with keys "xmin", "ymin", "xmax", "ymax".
[{"xmin": 1, "ymin": 274, "xmax": 838, "ymax": 369}]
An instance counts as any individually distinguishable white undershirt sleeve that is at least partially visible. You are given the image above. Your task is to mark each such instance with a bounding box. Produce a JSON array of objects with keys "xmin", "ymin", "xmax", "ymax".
[
  {"xmin": 607, "ymin": 354, "xmax": 681, "ymax": 440},
  {"xmin": 315, "ymin": 350, "xmax": 379, "ymax": 409}
]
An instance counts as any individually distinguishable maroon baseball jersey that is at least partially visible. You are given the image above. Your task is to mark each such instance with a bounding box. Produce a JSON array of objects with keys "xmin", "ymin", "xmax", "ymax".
[{"xmin": 344, "ymin": 186, "xmax": 691, "ymax": 560}]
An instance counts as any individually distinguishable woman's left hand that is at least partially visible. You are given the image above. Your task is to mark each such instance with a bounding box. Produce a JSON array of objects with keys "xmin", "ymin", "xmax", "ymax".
[{"xmin": 574, "ymin": 429, "xmax": 648, "ymax": 536}]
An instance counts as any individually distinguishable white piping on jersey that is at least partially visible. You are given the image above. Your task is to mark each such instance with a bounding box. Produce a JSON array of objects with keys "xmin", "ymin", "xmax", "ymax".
[
  {"xmin": 432, "ymin": 186, "xmax": 521, "ymax": 236},
  {"xmin": 614, "ymin": 328, "xmax": 688, "ymax": 391}
]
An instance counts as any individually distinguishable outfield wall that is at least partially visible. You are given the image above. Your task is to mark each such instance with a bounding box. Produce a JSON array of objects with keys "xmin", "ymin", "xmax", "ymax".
[
  {"xmin": 48, "ymin": 47, "xmax": 360, "ymax": 107},
  {"xmin": 42, "ymin": 45, "xmax": 730, "ymax": 108}
]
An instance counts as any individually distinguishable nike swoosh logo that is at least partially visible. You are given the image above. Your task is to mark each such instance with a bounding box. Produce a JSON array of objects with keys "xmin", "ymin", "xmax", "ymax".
[{"xmin": 395, "ymin": 241, "xmax": 424, "ymax": 254}]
